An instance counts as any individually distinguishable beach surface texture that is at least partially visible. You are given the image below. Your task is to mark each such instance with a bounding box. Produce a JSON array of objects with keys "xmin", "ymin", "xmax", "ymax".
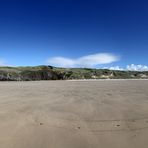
[{"xmin": 0, "ymin": 80, "xmax": 148, "ymax": 148}]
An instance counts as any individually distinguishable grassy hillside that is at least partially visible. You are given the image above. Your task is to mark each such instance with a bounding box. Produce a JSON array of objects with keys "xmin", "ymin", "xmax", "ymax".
[{"xmin": 0, "ymin": 65, "xmax": 148, "ymax": 81}]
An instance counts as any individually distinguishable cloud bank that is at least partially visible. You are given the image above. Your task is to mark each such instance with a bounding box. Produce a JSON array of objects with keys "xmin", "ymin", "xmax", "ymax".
[
  {"xmin": 126, "ymin": 64, "xmax": 148, "ymax": 71},
  {"xmin": 47, "ymin": 53, "xmax": 120, "ymax": 68},
  {"xmin": 108, "ymin": 66, "xmax": 124, "ymax": 71},
  {"xmin": 105, "ymin": 64, "xmax": 148, "ymax": 71}
]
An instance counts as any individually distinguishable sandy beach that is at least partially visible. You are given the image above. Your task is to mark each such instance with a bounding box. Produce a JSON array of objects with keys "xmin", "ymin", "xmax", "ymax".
[{"xmin": 0, "ymin": 80, "xmax": 148, "ymax": 148}]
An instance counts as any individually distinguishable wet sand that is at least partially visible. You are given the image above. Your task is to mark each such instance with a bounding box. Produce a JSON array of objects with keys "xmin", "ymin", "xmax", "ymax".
[{"xmin": 0, "ymin": 80, "xmax": 148, "ymax": 148}]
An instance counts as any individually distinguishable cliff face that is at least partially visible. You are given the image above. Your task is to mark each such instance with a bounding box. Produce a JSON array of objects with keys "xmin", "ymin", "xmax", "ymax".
[
  {"xmin": 0, "ymin": 66, "xmax": 62, "ymax": 81},
  {"xmin": 0, "ymin": 65, "xmax": 148, "ymax": 81}
]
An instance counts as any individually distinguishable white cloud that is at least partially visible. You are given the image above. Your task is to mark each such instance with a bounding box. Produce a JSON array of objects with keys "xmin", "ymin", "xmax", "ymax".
[
  {"xmin": 108, "ymin": 66, "xmax": 124, "ymax": 71},
  {"xmin": 0, "ymin": 59, "xmax": 7, "ymax": 66},
  {"xmin": 47, "ymin": 53, "xmax": 120, "ymax": 68},
  {"xmin": 103, "ymin": 64, "xmax": 148, "ymax": 71},
  {"xmin": 47, "ymin": 57, "xmax": 75, "ymax": 68},
  {"xmin": 127, "ymin": 64, "xmax": 148, "ymax": 71}
]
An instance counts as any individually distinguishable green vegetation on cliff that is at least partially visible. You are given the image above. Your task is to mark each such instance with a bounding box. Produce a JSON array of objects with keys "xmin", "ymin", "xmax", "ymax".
[{"xmin": 0, "ymin": 65, "xmax": 148, "ymax": 81}]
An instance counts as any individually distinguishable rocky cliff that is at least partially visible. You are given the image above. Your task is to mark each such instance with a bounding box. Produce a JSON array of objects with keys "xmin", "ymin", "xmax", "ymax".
[{"xmin": 0, "ymin": 65, "xmax": 148, "ymax": 81}]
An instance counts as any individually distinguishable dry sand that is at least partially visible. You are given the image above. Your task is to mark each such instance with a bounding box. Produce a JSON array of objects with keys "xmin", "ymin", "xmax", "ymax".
[{"xmin": 0, "ymin": 80, "xmax": 148, "ymax": 148}]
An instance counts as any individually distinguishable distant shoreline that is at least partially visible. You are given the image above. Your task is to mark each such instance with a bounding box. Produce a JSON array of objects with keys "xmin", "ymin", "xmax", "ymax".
[
  {"xmin": 0, "ymin": 79, "xmax": 148, "ymax": 83},
  {"xmin": 66, "ymin": 79, "xmax": 148, "ymax": 81}
]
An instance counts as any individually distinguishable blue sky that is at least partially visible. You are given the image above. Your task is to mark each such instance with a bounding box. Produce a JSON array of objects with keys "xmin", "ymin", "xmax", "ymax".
[{"xmin": 0, "ymin": 0, "xmax": 148, "ymax": 70}]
